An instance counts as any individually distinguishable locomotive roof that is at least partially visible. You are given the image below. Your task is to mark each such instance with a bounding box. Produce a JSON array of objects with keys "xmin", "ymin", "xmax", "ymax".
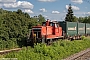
[{"xmin": 42, "ymin": 21, "xmax": 58, "ymax": 23}]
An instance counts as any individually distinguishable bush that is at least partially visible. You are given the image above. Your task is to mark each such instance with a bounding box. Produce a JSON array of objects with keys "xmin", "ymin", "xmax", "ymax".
[
  {"xmin": 1, "ymin": 38, "xmax": 90, "ymax": 60},
  {"xmin": 81, "ymin": 36, "xmax": 85, "ymax": 40},
  {"xmin": 0, "ymin": 39, "xmax": 19, "ymax": 50}
]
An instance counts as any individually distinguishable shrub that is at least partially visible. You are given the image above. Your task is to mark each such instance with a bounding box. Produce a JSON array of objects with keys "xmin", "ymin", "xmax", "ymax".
[
  {"xmin": 81, "ymin": 36, "xmax": 85, "ymax": 40},
  {"xmin": 1, "ymin": 38, "xmax": 90, "ymax": 60}
]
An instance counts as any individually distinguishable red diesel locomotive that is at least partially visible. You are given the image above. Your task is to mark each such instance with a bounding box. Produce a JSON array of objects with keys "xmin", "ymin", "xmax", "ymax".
[{"xmin": 27, "ymin": 19, "xmax": 63, "ymax": 45}]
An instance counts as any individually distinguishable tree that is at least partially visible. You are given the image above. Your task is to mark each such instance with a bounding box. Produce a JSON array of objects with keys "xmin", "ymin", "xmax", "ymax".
[
  {"xmin": 38, "ymin": 14, "xmax": 46, "ymax": 24},
  {"xmin": 0, "ymin": 9, "xmax": 31, "ymax": 47},
  {"xmin": 83, "ymin": 16, "xmax": 90, "ymax": 23},
  {"xmin": 16, "ymin": 9, "xmax": 23, "ymax": 14},
  {"xmin": 65, "ymin": 4, "xmax": 74, "ymax": 22},
  {"xmin": 73, "ymin": 16, "xmax": 78, "ymax": 22},
  {"xmin": 78, "ymin": 17, "xmax": 84, "ymax": 23},
  {"xmin": 0, "ymin": 8, "xmax": 46, "ymax": 48},
  {"xmin": 31, "ymin": 14, "xmax": 46, "ymax": 26}
]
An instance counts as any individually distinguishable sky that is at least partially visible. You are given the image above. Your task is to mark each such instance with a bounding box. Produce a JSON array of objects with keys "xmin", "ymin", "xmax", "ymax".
[{"xmin": 0, "ymin": 0, "xmax": 90, "ymax": 21}]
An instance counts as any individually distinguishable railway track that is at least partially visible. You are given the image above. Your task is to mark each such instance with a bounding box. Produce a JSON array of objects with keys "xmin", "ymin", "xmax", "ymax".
[
  {"xmin": 0, "ymin": 48, "xmax": 22, "ymax": 54},
  {"xmin": 0, "ymin": 47, "xmax": 90, "ymax": 60},
  {"xmin": 63, "ymin": 48, "xmax": 90, "ymax": 60}
]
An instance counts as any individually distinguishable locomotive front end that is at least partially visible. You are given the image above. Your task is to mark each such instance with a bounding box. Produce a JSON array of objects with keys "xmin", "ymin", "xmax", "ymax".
[
  {"xmin": 32, "ymin": 27, "xmax": 42, "ymax": 43},
  {"xmin": 27, "ymin": 25, "xmax": 46, "ymax": 45}
]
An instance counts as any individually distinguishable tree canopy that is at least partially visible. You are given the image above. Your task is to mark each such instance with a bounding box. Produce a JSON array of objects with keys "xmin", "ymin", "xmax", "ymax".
[
  {"xmin": 0, "ymin": 8, "xmax": 45, "ymax": 48},
  {"xmin": 65, "ymin": 4, "xmax": 74, "ymax": 22},
  {"xmin": 65, "ymin": 4, "xmax": 90, "ymax": 23}
]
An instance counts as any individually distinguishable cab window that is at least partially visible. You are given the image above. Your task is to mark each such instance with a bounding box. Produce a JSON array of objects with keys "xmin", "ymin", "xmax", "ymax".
[{"xmin": 42, "ymin": 22, "xmax": 46, "ymax": 26}]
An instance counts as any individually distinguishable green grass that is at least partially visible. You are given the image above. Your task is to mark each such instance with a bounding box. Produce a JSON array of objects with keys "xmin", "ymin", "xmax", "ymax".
[{"xmin": 0, "ymin": 37, "xmax": 90, "ymax": 60}]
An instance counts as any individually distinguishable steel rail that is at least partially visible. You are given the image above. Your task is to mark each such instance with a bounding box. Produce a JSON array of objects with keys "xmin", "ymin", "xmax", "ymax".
[
  {"xmin": 63, "ymin": 48, "xmax": 90, "ymax": 60},
  {"xmin": 0, "ymin": 48, "xmax": 22, "ymax": 54}
]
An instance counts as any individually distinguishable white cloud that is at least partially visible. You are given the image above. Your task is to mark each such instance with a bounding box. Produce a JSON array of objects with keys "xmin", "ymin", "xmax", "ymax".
[
  {"xmin": 86, "ymin": 12, "xmax": 90, "ymax": 15},
  {"xmin": 24, "ymin": 9, "xmax": 34, "ymax": 14},
  {"xmin": 63, "ymin": 10, "xmax": 66, "ymax": 13},
  {"xmin": 0, "ymin": 0, "xmax": 16, "ymax": 3},
  {"xmin": 71, "ymin": 0, "xmax": 83, "ymax": 4},
  {"xmin": 71, "ymin": 11, "xmax": 90, "ymax": 17},
  {"xmin": 74, "ymin": 11, "xmax": 86, "ymax": 15},
  {"xmin": 44, "ymin": 15, "xmax": 48, "ymax": 18},
  {"xmin": 0, "ymin": 1, "xmax": 34, "ymax": 14},
  {"xmin": 3, "ymin": 1, "xmax": 34, "ymax": 9},
  {"xmin": 66, "ymin": 5, "xmax": 69, "ymax": 9},
  {"xmin": 52, "ymin": 11, "xmax": 60, "ymax": 14},
  {"xmin": 66, "ymin": 5, "xmax": 80, "ymax": 10},
  {"xmin": 72, "ymin": 5, "xmax": 80, "ymax": 10},
  {"xmin": 47, "ymin": 13, "xmax": 65, "ymax": 21},
  {"xmin": 0, "ymin": 4, "xmax": 3, "ymax": 7},
  {"xmin": 38, "ymin": 0, "xmax": 56, "ymax": 2},
  {"xmin": 39, "ymin": 8, "xmax": 47, "ymax": 12}
]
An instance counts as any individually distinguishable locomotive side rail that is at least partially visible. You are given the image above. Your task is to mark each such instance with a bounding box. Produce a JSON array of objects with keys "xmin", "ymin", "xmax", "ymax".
[
  {"xmin": 0, "ymin": 48, "xmax": 22, "ymax": 54},
  {"xmin": 63, "ymin": 48, "xmax": 90, "ymax": 60}
]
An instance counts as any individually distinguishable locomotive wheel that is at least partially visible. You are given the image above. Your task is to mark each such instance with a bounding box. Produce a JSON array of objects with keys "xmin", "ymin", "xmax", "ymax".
[{"xmin": 47, "ymin": 39, "xmax": 53, "ymax": 45}]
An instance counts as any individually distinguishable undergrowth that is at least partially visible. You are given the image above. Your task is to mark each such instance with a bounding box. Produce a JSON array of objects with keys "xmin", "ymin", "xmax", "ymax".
[{"xmin": 0, "ymin": 37, "xmax": 90, "ymax": 60}]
